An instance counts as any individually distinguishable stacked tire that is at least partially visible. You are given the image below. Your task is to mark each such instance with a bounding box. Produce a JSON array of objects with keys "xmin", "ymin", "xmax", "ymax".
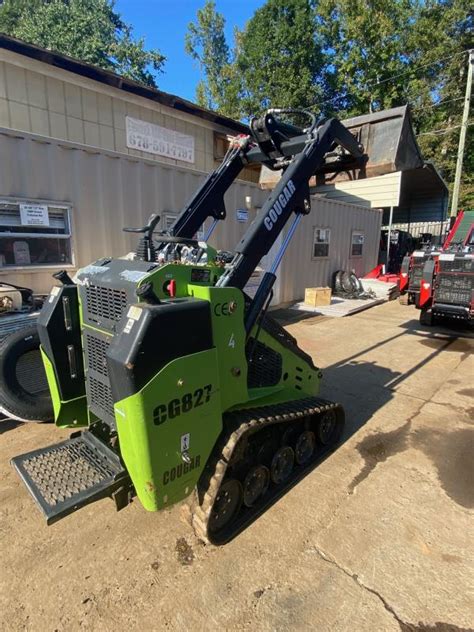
[
  {"xmin": 333, "ymin": 270, "xmax": 364, "ymax": 297},
  {"xmin": 0, "ymin": 326, "xmax": 53, "ymax": 422}
]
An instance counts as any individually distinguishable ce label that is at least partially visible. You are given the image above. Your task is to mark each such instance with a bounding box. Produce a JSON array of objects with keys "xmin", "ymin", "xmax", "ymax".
[{"xmin": 214, "ymin": 302, "xmax": 230, "ymax": 316}]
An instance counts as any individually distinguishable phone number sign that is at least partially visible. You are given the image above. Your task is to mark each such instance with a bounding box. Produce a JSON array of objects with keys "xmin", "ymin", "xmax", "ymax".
[{"xmin": 126, "ymin": 116, "xmax": 195, "ymax": 164}]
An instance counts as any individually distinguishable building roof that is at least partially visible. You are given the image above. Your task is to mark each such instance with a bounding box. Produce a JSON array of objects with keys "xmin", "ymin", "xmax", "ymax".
[{"xmin": 0, "ymin": 33, "xmax": 249, "ymax": 134}]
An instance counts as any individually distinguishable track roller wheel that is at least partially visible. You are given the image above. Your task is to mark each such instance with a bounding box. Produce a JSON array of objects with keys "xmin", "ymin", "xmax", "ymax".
[
  {"xmin": 257, "ymin": 432, "xmax": 279, "ymax": 465},
  {"xmin": 243, "ymin": 465, "xmax": 270, "ymax": 507},
  {"xmin": 316, "ymin": 409, "xmax": 340, "ymax": 446},
  {"xmin": 270, "ymin": 446, "xmax": 294, "ymax": 484},
  {"xmin": 294, "ymin": 431, "xmax": 316, "ymax": 465},
  {"xmin": 207, "ymin": 479, "xmax": 243, "ymax": 536}
]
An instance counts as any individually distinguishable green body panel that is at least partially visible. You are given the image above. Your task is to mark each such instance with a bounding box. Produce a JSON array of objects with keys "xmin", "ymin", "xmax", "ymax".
[
  {"xmin": 137, "ymin": 256, "xmax": 224, "ymax": 301},
  {"xmin": 189, "ymin": 284, "xmax": 248, "ymax": 411},
  {"xmin": 114, "ymin": 348, "xmax": 222, "ymax": 511},
  {"xmin": 40, "ymin": 347, "xmax": 88, "ymax": 428}
]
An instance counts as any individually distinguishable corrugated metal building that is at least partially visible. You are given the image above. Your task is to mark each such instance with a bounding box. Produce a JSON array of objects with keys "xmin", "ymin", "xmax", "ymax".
[{"xmin": 0, "ymin": 35, "xmax": 383, "ymax": 304}]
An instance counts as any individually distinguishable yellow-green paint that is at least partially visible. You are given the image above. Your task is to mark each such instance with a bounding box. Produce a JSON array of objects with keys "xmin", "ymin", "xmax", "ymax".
[
  {"xmin": 114, "ymin": 348, "xmax": 222, "ymax": 511},
  {"xmin": 40, "ymin": 347, "xmax": 88, "ymax": 428}
]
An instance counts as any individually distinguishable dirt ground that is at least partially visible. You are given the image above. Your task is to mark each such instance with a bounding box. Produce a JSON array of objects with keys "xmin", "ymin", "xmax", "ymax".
[{"xmin": 0, "ymin": 301, "xmax": 472, "ymax": 632}]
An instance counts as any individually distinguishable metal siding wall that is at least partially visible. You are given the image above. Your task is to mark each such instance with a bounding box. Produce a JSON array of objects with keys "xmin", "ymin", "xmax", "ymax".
[
  {"xmin": 393, "ymin": 195, "xmax": 448, "ymax": 224},
  {"xmin": 278, "ymin": 197, "xmax": 382, "ymax": 304},
  {"xmin": 1, "ymin": 129, "xmax": 381, "ymax": 303},
  {"xmin": 0, "ymin": 129, "xmax": 267, "ymax": 294},
  {"xmin": 313, "ymin": 171, "xmax": 402, "ymax": 208},
  {"xmin": 0, "ymin": 53, "xmax": 259, "ymax": 183}
]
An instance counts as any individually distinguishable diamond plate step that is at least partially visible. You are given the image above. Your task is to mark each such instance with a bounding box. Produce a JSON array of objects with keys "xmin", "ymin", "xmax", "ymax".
[{"xmin": 11, "ymin": 432, "xmax": 128, "ymax": 524}]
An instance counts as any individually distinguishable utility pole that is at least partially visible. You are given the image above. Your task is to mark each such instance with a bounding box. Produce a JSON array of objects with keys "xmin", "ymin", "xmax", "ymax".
[{"xmin": 450, "ymin": 49, "xmax": 473, "ymax": 219}]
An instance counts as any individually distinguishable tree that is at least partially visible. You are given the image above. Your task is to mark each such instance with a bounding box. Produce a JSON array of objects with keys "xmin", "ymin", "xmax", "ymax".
[
  {"xmin": 407, "ymin": 1, "xmax": 473, "ymax": 208},
  {"xmin": 318, "ymin": 0, "xmax": 473, "ymax": 206},
  {"xmin": 185, "ymin": 0, "xmax": 239, "ymax": 116},
  {"xmin": 234, "ymin": 0, "xmax": 330, "ymax": 118},
  {"xmin": 318, "ymin": 0, "xmax": 419, "ymax": 116},
  {"xmin": 0, "ymin": 0, "xmax": 165, "ymax": 87}
]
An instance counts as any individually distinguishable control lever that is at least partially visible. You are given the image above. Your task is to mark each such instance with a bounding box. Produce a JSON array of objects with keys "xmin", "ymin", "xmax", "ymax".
[
  {"xmin": 123, "ymin": 214, "xmax": 161, "ymax": 262},
  {"xmin": 53, "ymin": 270, "xmax": 74, "ymax": 285}
]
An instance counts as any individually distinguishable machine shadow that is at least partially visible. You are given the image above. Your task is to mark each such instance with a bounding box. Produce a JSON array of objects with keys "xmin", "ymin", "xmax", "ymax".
[
  {"xmin": 0, "ymin": 417, "xmax": 23, "ymax": 434},
  {"xmin": 320, "ymin": 360, "xmax": 399, "ymax": 442}
]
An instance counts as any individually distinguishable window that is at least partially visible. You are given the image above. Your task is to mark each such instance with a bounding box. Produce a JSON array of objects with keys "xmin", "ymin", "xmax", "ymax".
[
  {"xmin": 313, "ymin": 227, "xmax": 330, "ymax": 258},
  {"xmin": 0, "ymin": 200, "xmax": 73, "ymax": 268},
  {"xmin": 351, "ymin": 231, "xmax": 365, "ymax": 256}
]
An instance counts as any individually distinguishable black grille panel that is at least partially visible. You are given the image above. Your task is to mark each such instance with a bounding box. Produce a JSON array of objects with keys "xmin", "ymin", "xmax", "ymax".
[
  {"xmin": 435, "ymin": 274, "xmax": 473, "ymax": 306},
  {"xmin": 247, "ymin": 339, "xmax": 282, "ymax": 388},
  {"xmin": 439, "ymin": 258, "xmax": 473, "ymax": 273},
  {"xmin": 85, "ymin": 333, "xmax": 110, "ymax": 377},
  {"xmin": 85, "ymin": 285, "xmax": 127, "ymax": 325},
  {"xmin": 410, "ymin": 264, "xmax": 424, "ymax": 290},
  {"xmin": 88, "ymin": 376, "xmax": 115, "ymax": 420}
]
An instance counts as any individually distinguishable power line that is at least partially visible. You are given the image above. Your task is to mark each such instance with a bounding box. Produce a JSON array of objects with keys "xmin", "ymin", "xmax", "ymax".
[
  {"xmin": 412, "ymin": 96, "xmax": 465, "ymax": 111},
  {"xmin": 309, "ymin": 49, "xmax": 471, "ymax": 111},
  {"xmin": 364, "ymin": 49, "xmax": 469, "ymax": 89},
  {"xmin": 417, "ymin": 121, "xmax": 473, "ymax": 137}
]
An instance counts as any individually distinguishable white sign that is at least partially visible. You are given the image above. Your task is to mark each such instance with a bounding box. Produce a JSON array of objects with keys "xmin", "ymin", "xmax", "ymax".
[
  {"xmin": 126, "ymin": 116, "xmax": 195, "ymax": 164},
  {"xmin": 236, "ymin": 209, "xmax": 248, "ymax": 222},
  {"xmin": 180, "ymin": 433, "xmax": 190, "ymax": 453},
  {"xmin": 20, "ymin": 204, "xmax": 49, "ymax": 227},
  {"xmin": 13, "ymin": 240, "xmax": 31, "ymax": 265}
]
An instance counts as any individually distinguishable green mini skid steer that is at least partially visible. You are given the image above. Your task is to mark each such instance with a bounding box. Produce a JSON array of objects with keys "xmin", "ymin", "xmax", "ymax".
[{"xmin": 12, "ymin": 109, "xmax": 367, "ymax": 543}]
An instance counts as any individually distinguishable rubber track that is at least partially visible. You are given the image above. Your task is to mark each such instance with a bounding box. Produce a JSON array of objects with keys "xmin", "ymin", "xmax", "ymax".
[{"xmin": 189, "ymin": 396, "xmax": 343, "ymax": 545}]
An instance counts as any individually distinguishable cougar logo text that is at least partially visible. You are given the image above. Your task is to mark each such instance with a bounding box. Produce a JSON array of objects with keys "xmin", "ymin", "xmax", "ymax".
[{"xmin": 264, "ymin": 179, "xmax": 296, "ymax": 231}]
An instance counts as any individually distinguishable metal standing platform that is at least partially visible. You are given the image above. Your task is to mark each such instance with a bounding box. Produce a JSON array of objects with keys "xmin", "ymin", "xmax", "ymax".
[{"xmin": 11, "ymin": 432, "xmax": 128, "ymax": 524}]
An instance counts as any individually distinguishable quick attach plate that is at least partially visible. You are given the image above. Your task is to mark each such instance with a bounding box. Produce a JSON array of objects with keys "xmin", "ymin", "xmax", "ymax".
[{"xmin": 11, "ymin": 432, "xmax": 128, "ymax": 524}]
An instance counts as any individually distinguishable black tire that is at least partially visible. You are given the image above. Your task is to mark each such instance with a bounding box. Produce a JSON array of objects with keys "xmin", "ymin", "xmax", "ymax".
[
  {"xmin": 333, "ymin": 270, "xmax": 344, "ymax": 293},
  {"xmin": 341, "ymin": 271, "xmax": 360, "ymax": 294},
  {"xmin": 419, "ymin": 308, "xmax": 433, "ymax": 327},
  {"xmin": 0, "ymin": 326, "xmax": 53, "ymax": 422}
]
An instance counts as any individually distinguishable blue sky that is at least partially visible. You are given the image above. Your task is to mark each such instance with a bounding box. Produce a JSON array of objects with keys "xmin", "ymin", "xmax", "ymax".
[{"xmin": 115, "ymin": 0, "xmax": 266, "ymax": 101}]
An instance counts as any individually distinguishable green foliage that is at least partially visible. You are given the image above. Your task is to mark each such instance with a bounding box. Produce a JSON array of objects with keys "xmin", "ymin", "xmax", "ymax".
[
  {"xmin": 318, "ymin": 0, "xmax": 418, "ymax": 115},
  {"xmin": 408, "ymin": 1, "xmax": 473, "ymax": 209},
  {"xmin": 185, "ymin": 0, "xmax": 239, "ymax": 116},
  {"xmin": 234, "ymin": 0, "xmax": 328, "ymax": 118},
  {"xmin": 186, "ymin": 0, "xmax": 473, "ymax": 207},
  {"xmin": 0, "ymin": 0, "xmax": 165, "ymax": 87}
]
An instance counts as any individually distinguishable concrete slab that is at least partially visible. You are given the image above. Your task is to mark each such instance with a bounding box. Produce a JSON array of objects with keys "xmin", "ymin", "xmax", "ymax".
[
  {"xmin": 291, "ymin": 296, "xmax": 385, "ymax": 317},
  {"xmin": 0, "ymin": 301, "xmax": 472, "ymax": 631}
]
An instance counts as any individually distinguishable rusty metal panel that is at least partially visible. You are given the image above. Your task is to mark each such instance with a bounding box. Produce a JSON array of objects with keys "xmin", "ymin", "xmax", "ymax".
[
  {"xmin": 339, "ymin": 105, "xmax": 423, "ymax": 180},
  {"xmin": 260, "ymin": 105, "xmax": 424, "ymax": 189}
]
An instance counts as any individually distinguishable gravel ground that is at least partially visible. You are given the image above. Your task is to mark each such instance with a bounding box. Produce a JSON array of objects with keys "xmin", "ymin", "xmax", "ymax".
[{"xmin": 0, "ymin": 301, "xmax": 472, "ymax": 631}]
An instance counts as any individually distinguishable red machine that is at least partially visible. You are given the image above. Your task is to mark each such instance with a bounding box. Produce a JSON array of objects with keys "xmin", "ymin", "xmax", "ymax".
[
  {"xmin": 417, "ymin": 210, "xmax": 474, "ymax": 326},
  {"xmin": 399, "ymin": 249, "xmax": 432, "ymax": 306}
]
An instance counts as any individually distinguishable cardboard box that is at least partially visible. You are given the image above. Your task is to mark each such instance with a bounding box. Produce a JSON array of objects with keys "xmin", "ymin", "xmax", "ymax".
[{"xmin": 304, "ymin": 287, "xmax": 332, "ymax": 307}]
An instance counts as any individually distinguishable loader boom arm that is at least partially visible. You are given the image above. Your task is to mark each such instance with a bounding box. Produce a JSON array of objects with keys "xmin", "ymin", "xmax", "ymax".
[
  {"xmin": 218, "ymin": 118, "xmax": 365, "ymax": 290},
  {"xmin": 166, "ymin": 114, "xmax": 364, "ymax": 247}
]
